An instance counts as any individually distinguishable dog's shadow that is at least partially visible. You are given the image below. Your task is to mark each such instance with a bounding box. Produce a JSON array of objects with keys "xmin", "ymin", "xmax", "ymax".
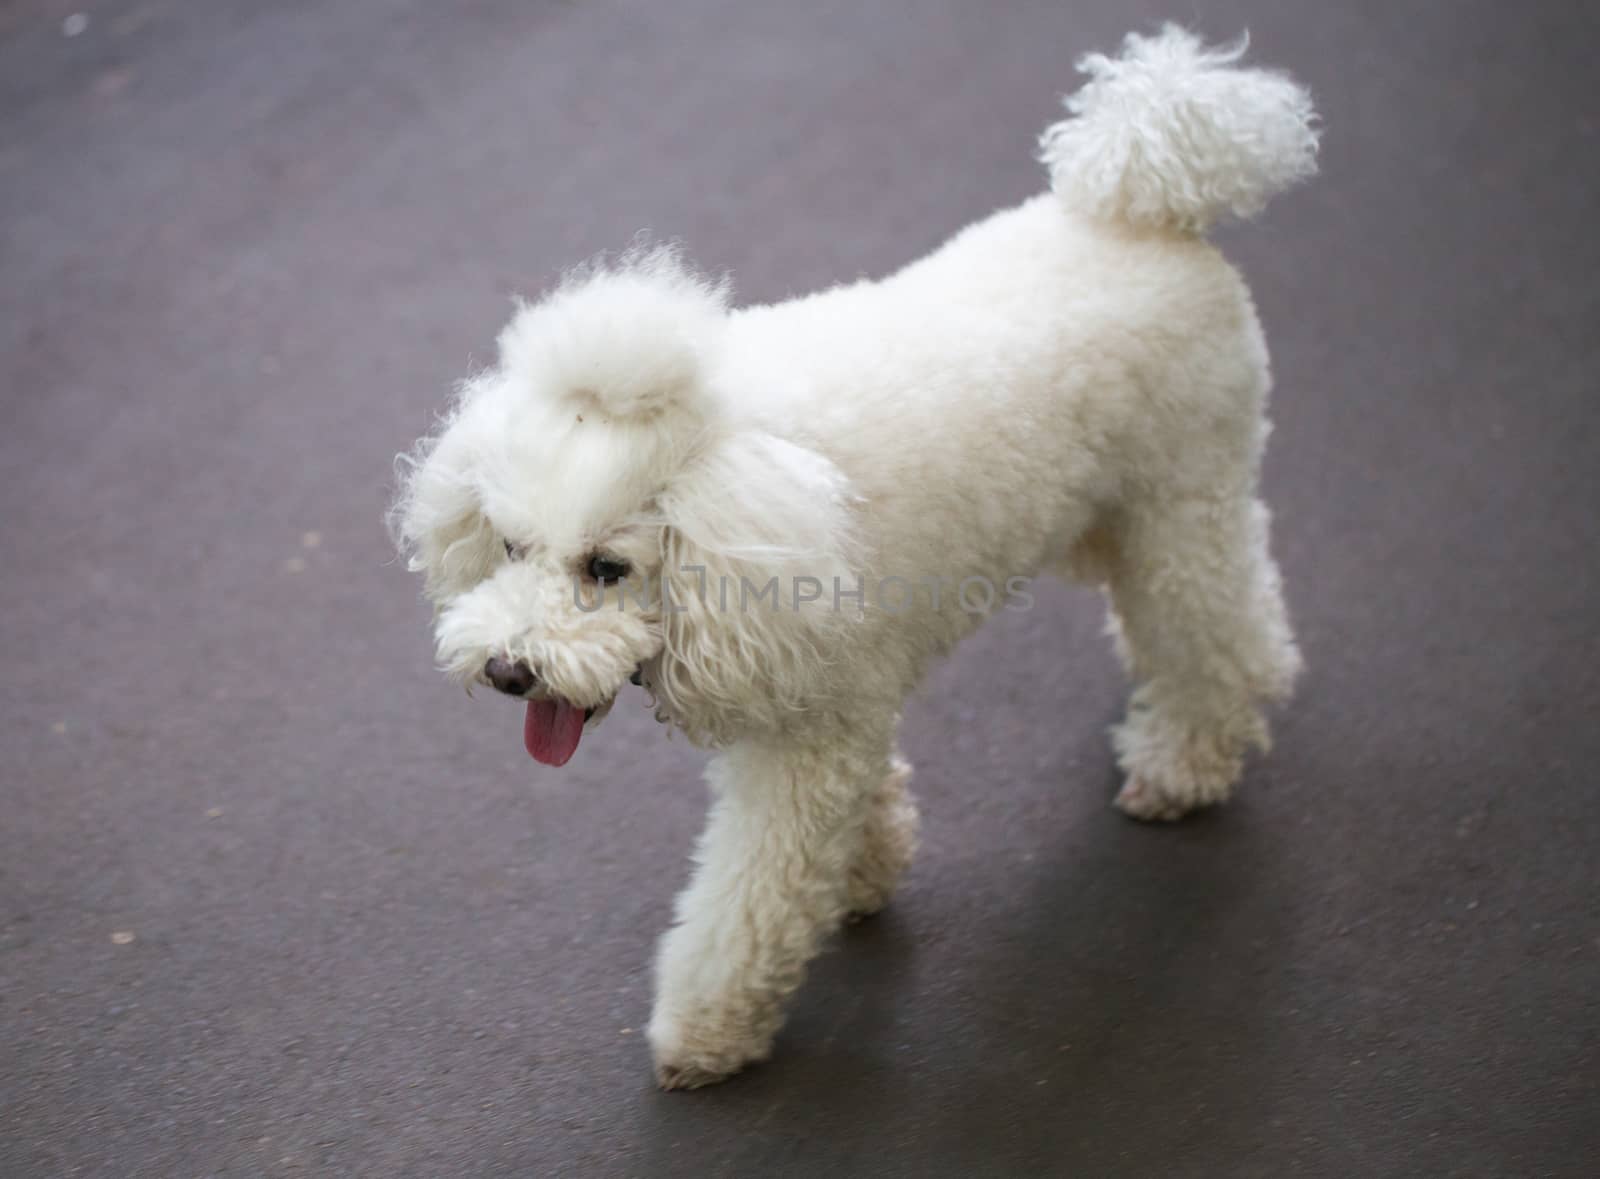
[{"xmin": 624, "ymin": 752, "xmax": 1293, "ymax": 1176}]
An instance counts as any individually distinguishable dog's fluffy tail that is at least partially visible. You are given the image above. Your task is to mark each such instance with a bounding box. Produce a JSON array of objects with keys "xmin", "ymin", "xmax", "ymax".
[{"xmin": 1038, "ymin": 26, "xmax": 1318, "ymax": 234}]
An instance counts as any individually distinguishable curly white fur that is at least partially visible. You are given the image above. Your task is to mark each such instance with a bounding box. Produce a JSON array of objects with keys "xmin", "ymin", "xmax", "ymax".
[
  {"xmin": 1039, "ymin": 25, "xmax": 1319, "ymax": 232},
  {"xmin": 391, "ymin": 26, "xmax": 1314, "ymax": 1089},
  {"xmin": 496, "ymin": 245, "xmax": 730, "ymax": 421}
]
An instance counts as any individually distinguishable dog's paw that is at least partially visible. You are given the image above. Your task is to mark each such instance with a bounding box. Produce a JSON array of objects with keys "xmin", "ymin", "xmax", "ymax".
[
  {"xmin": 654, "ymin": 1058, "xmax": 741, "ymax": 1092},
  {"xmin": 1114, "ymin": 774, "xmax": 1230, "ymax": 822},
  {"xmin": 1112, "ymin": 709, "xmax": 1249, "ymax": 822},
  {"xmin": 650, "ymin": 1041, "xmax": 763, "ymax": 1091},
  {"xmin": 844, "ymin": 851, "xmax": 906, "ymax": 923},
  {"xmin": 1115, "ymin": 775, "xmax": 1188, "ymax": 821},
  {"xmin": 845, "ymin": 757, "xmax": 919, "ymax": 921},
  {"xmin": 648, "ymin": 1010, "xmax": 772, "ymax": 1092}
]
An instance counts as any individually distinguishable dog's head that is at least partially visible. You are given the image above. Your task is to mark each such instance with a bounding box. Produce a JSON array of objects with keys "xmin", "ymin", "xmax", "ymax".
[{"xmin": 390, "ymin": 247, "xmax": 859, "ymax": 763}]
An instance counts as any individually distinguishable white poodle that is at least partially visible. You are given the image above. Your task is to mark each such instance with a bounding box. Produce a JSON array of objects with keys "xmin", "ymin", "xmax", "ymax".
[{"xmin": 392, "ymin": 26, "xmax": 1318, "ymax": 1089}]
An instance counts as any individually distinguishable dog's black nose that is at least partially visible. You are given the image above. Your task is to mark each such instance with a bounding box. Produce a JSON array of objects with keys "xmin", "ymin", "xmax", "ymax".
[{"xmin": 485, "ymin": 656, "xmax": 537, "ymax": 697}]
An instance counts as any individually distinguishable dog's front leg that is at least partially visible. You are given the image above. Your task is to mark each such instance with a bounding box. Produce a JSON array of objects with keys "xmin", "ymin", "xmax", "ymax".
[{"xmin": 648, "ymin": 739, "xmax": 875, "ymax": 1089}]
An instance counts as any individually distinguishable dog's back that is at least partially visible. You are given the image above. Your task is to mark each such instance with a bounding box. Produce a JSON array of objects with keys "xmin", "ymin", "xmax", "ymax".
[{"xmin": 713, "ymin": 25, "xmax": 1318, "ymax": 691}]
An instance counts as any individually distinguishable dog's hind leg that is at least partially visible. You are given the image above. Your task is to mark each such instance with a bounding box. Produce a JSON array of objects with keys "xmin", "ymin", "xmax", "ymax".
[
  {"xmin": 845, "ymin": 751, "xmax": 919, "ymax": 921},
  {"xmin": 1099, "ymin": 493, "xmax": 1301, "ymax": 820},
  {"xmin": 648, "ymin": 734, "xmax": 889, "ymax": 1089}
]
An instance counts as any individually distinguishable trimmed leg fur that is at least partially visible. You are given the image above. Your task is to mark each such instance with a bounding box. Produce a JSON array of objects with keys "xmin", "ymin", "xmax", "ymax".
[{"xmin": 1102, "ymin": 495, "xmax": 1301, "ymax": 820}]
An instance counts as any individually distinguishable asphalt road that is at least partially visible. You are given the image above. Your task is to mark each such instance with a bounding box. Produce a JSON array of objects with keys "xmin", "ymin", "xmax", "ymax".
[{"xmin": 3, "ymin": 1, "xmax": 1597, "ymax": 1175}]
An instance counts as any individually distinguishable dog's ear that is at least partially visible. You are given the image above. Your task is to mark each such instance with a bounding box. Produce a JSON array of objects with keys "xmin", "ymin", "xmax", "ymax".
[
  {"xmin": 496, "ymin": 246, "xmax": 728, "ymax": 423},
  {"xmin": 390, "ymin": 415, "xmax": 499, "ymax": 605},
  {"xmin": 652, "ymin": 430, "xmax": 861, "ymax": 744}
]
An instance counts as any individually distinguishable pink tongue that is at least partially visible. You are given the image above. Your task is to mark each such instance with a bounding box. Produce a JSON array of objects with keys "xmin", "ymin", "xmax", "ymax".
[{"xmin": 523, "ymin": 699, "xmax": 584, "ymax": 766}]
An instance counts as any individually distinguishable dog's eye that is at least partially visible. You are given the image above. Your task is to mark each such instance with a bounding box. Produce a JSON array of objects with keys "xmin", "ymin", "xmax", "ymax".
[
  {"xmin": 503, "ymin": 539, "xmax": 523, "ymax": 561},
  {"xmin": 587, "ymin": 554, "xmax": 630, "ymax": 582}
]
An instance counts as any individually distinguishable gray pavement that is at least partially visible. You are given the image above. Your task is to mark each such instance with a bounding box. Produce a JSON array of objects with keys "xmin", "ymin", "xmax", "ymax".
[{"xmin": 2, "ymin": 1, "xmax": 1597, "ymax": 1175}]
